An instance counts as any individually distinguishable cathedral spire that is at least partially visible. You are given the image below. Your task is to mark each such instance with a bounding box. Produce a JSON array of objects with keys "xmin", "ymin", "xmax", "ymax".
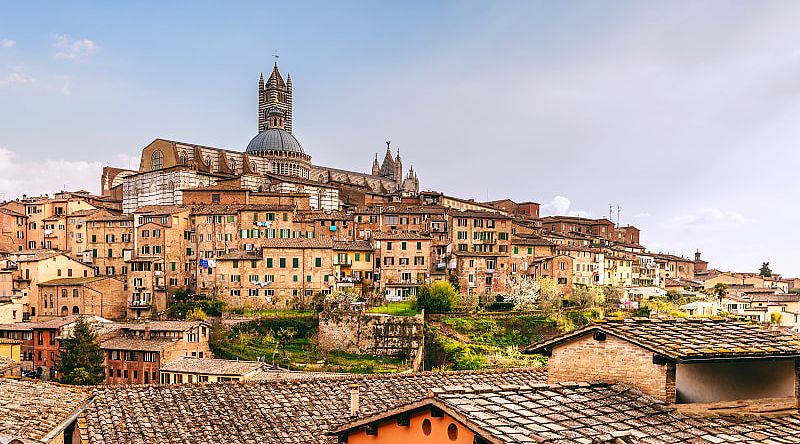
[{"xmin": 372, "ymin": 153, "xmax": 380, "ymax": 176}]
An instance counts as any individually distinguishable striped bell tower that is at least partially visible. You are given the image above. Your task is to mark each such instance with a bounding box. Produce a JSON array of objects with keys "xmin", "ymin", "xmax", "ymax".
[{"xmin": 258, "ymin": 62, "xmax": 293, "ymax": 133}]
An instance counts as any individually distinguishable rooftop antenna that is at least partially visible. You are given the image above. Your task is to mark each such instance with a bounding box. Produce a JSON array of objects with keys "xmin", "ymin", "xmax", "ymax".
[
  {"xmin": 272, "ymin": 49, "xmax": 279, "ymax": 65},
  {"xmin": 616, "ymin": 205, "xmax": 621, "ymax": 226},
  {"xmin": 609, "ymin": 204, "xmax": 612, "ymax": 221}
]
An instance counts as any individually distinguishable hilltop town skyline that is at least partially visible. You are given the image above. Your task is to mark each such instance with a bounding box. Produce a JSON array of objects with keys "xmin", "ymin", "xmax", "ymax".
[{"xmin": 1, "ymin": 2, "xmax": 799, "ymax": 275}]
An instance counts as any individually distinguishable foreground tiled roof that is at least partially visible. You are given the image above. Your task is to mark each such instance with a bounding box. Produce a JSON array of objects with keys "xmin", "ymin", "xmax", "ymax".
[
  {"xmin": 433, "ymin": 383, "xmax": 800, "ymax": 443},
  {"xmin": 333, "ymin": 382, "xmax": 800, "ymax": 443},
  {"xmin": 83, "ymin": 368, "xmax": 547, "ymax": 444},
  {"xmin": 0, "ymin": 378, "xmax": 90, "ymax": 440},
  {"xmin": 525, "ymin": 317, "xmax": 800, "ymax": 362},
  {"xmin": 160, "ymin": 357, "xmax": 266, "ymax": 376}
]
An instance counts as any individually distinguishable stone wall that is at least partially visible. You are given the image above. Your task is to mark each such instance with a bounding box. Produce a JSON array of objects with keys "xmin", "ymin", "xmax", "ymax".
[
  {"xmin": 318, "ymin": 311, "xmax": 424, "ymax": 368},
  {"xmin": 547, "ymin": 334, "xmax": 676, "ymax": 403}
]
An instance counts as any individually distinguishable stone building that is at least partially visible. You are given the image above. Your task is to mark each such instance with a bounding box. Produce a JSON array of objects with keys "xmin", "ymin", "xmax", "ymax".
[
  {"xmin": 101, "ymin": 321, "xmax": 211, "ymax": 385},
  {"xmin": 116, "ymin": 62, "xmax": 421, "ymax": 214},
  {"xmin": 528, "ymin": 318, "xmax": 800, "ymax": 405},
  {"xmin": 35, "ymin": 276, "xmax": 126, "ymax": 320},
  {"xmin": 374, "ymin": 233, "xmax": 431, "ymax": 301},
  {"xmin": 212, "ymin": 238, "xmax": 336, "ymax": 308}
]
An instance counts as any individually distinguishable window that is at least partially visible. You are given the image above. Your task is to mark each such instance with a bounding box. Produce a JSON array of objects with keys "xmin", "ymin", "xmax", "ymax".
[
  {"xmin": 211, "ymin": 194, "xmax": 221, "ymax": 203},
  {"xmin": 151, "ymin": 150, "xmax": 164, "ymax": 170},
  {"xmin": 292, "ymin": 258, "xmax": 299, "ymax": 268},
  {"xmin": 279, "ymin": 258, "xmax": 286, "ymax": 268},
  {"xmin": 315, "ymin": 257, "xmax": 322, "ymax": 267}
]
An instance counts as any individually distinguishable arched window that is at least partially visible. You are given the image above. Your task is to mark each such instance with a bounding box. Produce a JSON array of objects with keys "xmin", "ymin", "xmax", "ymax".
[
  {"xmin": 205, "ymin": 155, "xmax": 212, "ymax": 166},
  {"xmin": 72, "ymin": 306, "xmax": 80, "ymax": 314},
  {"xmin": 61, "ymin": 306, "xmax": 68, "ymax": 316},
  {"xmin": 179, "ymin": 152, "xmax": 188, "ymax": 164},
  {"xmin": 151, "ymin": 150, "xmax": 164, "ymax": 170},
  {"xmin": 229, "ymin": 159, "xmax": 236, "ymax": 173},
  {"xmin": 251, "ymin": 162, "xmax": 257, "ymax": 173}
]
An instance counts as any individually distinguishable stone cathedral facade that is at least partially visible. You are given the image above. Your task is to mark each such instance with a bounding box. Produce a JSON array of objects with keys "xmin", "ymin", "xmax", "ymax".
[{"xmin": 110, "ymin": 63, "xmax": 420, "ymax": 213}]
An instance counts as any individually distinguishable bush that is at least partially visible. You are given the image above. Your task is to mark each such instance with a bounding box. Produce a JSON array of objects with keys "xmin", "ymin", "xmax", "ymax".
[
  {"xmin": 487, "ymin": 301, "xmax": 514, "ymax": 311},
  {"xmin": 413, "ymin": 281, "xmax": 459, "ymax": 313}
]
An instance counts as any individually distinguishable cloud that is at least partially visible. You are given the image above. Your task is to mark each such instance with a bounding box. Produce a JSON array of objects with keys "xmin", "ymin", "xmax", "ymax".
[
  {"xmin": 1, "ymin": 39, "xmax": 14, "ymax": 49},
  {"xmin": 0, "ymin": 72, "xmax": 36, "ymax": 87},
  {"xmin": 52, "ymin": 34, "xmax": 98, "ymax": 59},
  {"xmin": 670, "ymin": 208, "xmax": 753, "ymax": 227},
  {"xmin": 0, "ymin": 147, "xmax": 106, "ymax": 199},
  {"xmin": 539, "ymin": 196, "xmax": 594, "ymax": 218}
]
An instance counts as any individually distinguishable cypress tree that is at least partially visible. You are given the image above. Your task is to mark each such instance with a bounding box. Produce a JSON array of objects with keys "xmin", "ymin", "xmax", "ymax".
[{"xmin": 57, "ymin": 317, "xmax": 105, "ymax": 385}]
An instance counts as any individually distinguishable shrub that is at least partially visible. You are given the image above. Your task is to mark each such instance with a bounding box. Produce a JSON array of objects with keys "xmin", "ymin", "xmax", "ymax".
[{"xmin": 413, "ymin": 281, "xmax": 459, "ymax": 313}]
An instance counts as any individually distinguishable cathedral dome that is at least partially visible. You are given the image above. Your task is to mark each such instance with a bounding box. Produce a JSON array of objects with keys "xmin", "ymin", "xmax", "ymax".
[{"xmin": 245, "ymin": 128, "xmax": 304, "ymax": 155}]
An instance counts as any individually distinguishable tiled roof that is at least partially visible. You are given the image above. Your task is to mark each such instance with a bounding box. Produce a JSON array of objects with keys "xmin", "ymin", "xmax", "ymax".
[
  {"xmin": 336, "ymin": 382, "xmax": 800, "ymax": 443},
  {"xmin": 38, "ymin": 276, "xmax": 109, "ymax": 286},
  {"xmin": 750, "ymin": 293, "xmax": 800, "ymax": 303},
  {"xmin": 0, "ymin": 355, "xmax": 18, "ymax": 373},
  {"xmin": 259, "ymin": 238, "xmax": 334, "ymax": 249},
  {"xmin": 122, "ymin": 320, "xmax": 205, "ymax": 332},
  {"xmin": 160, "ymin": 357, "xmax": 266, "ymax": 376},
  {"xmin": 525, "ymin": 317, "xmax": 800, "ymax": 362},
  {"xmin": 83, "ymin": 368, "xmax": 547, "ymax": 444},
  {"xmin": 511, "ymin": 236, "xmax": 553, "ymax": 247},
  {"xmin": 332, "ymin": 240, "xmax": 374, "ymax": 251},
  {"xmin": 0, "ymin": 378, "xmax": 90, "ymax": 440},
  {"xmin": 373, "ymin": 232, "xmax": 430, "ymax": 240},
  {"xmin": 100, "ymin": 336, "xmax": 180, "ymax": 352}
]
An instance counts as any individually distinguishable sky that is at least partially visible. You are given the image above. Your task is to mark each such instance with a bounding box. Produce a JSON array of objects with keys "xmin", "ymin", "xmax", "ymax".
[{"xmin": 0, "ymin": 1, "xmax": 798, "ymax": 275}]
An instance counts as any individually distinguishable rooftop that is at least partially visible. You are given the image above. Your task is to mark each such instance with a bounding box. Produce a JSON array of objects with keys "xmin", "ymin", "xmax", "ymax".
[
  {"xmin": 334, "ymin": 382, "xmax": 800, "ymax": 443},
  {"xmin": 525, "ymin": 317, "xmax": 800, "ymax": 362},
  {"xmin": 83, "ymin": 368, "xmax": 546, "ymax": 444},
  {"xmin": 38, "ymin": 276, "xmax": 109, "ymax": 286},
  {"xmin": 100, "ymin": 337, "xmax": 180, "ymax": 352},
  {"xmin": 0, "ymin": 378, "xmax": 90, "ymax": 441},
  {"xmin": 159, "ymin": 357, "xmax": 266, "ymax": 376}
]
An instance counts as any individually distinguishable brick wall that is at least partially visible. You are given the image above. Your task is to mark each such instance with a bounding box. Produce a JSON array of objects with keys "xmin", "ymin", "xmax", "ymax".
[{"xmin": 547, "ymin": 334, "xmax": 676, "ymax": 403}]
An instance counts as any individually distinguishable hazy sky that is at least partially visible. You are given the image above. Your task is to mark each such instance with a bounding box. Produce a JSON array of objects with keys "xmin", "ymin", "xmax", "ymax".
[{"xmin": 1, "ymin": 1, "xmax": 798, "ymax": 275}]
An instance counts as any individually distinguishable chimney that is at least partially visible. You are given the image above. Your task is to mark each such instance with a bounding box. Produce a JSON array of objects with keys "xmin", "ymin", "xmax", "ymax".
[
  {"xmin": 349, "ymin": 384, "xmax": 360, "ymax": 417},
  {"xmin": 144, "ymin": 320, "xmax": 151, "ymax": 340}
]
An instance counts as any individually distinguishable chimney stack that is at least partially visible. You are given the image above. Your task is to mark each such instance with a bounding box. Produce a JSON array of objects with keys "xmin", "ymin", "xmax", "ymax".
[{"xmin": 349, "ymin": 384, "xmax": 360, "ymax": 417}]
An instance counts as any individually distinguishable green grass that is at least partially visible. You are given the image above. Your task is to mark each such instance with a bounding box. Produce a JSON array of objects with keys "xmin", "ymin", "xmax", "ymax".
[
  {"xmin": 212, "ymin": 334, "xmax": 408, "ymax": 374},
  {"xmin": 231, "ymin": 308, "xmax": 316, "ymax": 317},
  {"xmin": 367, "ymin": 301, "xmax": 418, "ymax": 316}
]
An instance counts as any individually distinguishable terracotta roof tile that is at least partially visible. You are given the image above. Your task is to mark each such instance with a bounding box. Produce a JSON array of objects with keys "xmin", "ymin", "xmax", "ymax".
[
  {"xmin": 0, "ymin": 378, "xmax": 90, "ymax": 440},
  {"xmin": 84, "ymin": 368, "xmax": 547, "ymax": 443}
]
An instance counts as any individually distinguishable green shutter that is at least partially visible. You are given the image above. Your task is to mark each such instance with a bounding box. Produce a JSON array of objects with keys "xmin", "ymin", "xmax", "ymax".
[
  {"xmin": 266, "ymin": 258, "xmax": 273, "ymax": 268},
  {"xmin": 292, "ymin": 258, "xmax": 299, "ymax": 268},
  {"xmin": 280, "ymin": 258, "xmax": 286, "ymax": 268}
]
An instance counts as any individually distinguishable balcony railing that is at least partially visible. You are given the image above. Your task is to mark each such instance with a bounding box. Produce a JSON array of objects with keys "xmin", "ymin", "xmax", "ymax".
[{"xmin": 129, "ymin": 300, "xmax": 152, "ymax": 309}]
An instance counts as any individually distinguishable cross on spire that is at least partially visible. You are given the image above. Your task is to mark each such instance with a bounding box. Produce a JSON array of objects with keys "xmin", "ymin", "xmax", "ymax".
[{"xmin": 272, "ymin": 50, "xmax": 280, "ymax": 66}]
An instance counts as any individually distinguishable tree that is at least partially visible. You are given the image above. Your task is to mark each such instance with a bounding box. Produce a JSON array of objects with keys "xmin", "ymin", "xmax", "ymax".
[
  {"xmin": 569, "ymin": 286, "xmax": 605, "ymax": 308},
  {"xmin": 665, "ymin": 290, "xmax": 683, "ymax": 303},
  {"xmin": 414, "ymin": 281, "xmax": 459, "ymax": 313},
  {"xmin": 760, "ymin": 262, "xmax": 772, "ymax": 277},
  {"xmin": 186, "ymin": 307, "xmax": 208, "ymax": 321},
  {"xmin": 57, "ymin": 317, "xmax": 105, "ymax": 385},
  {"xmin": 770, "ymin": 311, "xmax": 782, "ymax": 325},
  {"xmin": 713, "ymin": 283, "xmax": 728, "ymax": 301},
  {"xmin": 448, "ymin": 273, "xmax": 461, "ymax": 293},
  {"xmin": 503, "ymin": 275, "xmax": 540, "ymax": 311},
  {"xmin": 538, "ymin": 277, "xmax": 562, "ymax": 314}
]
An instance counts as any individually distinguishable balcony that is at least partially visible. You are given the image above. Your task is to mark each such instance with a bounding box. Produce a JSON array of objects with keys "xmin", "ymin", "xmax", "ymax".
[
  {"xmin": 129, "ymin": 300, "xmax": 152, "ymax": 309},
  {"xmin": 333, "ymin": 259, "xmax": 353, "ymax": 266}
]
